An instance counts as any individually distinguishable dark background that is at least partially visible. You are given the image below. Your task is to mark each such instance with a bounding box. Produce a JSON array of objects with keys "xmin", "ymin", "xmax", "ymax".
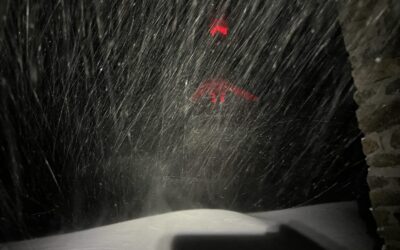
[{"xmin": 0, "ymin": 0, "xmax": 372, "ymax": 242}]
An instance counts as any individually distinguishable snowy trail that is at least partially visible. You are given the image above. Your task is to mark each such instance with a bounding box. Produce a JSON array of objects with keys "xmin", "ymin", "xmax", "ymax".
[{"xmin": 3, "ymin": 202, "xmax": 373, "ymax": 250}]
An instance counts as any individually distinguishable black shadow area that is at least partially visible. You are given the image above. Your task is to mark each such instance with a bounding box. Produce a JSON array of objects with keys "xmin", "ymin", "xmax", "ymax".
[{"xmin": 172, "ymin": 225, "xmax": 325, "ymax": 250}]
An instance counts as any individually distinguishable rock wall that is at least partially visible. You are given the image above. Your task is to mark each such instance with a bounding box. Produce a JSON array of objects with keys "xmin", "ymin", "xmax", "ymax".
[{"xmin": 338, "ymin": 0, "xmax": 400, "ymax": 249}]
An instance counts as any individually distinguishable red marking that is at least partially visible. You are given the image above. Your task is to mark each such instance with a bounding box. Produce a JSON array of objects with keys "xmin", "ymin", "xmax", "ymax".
[
  {"xmin": 210, "ymin": 18, "xmax": 228, "ymax": 37},
  {"xmin": 191, "ymin": 79, "xmax": 258, "ymax": 104}
]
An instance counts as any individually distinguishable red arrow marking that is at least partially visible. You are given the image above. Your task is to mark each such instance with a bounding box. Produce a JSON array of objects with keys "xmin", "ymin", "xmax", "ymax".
[
  {"xmin": 210, "ymin": 25, "xmax": 228, "ymax": 37},
  {"xmin": 191, "ymin": 79, "xmax": 258, "ymax": 104},
  {"xmin": 209, "ymin": 18, "xmax": 229, "ymax": 37}
]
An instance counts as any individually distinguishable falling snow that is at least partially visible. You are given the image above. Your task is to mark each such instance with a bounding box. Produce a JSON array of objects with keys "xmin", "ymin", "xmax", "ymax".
[{"xmin": 0, "ymin": 0, "xmax": 367, "ymax": 241}]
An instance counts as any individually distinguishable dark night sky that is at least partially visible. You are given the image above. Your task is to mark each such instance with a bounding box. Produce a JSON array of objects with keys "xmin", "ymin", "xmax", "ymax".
[{"xmin": 0, "ymin": 0, "xmax": 370, "ymax": 242}]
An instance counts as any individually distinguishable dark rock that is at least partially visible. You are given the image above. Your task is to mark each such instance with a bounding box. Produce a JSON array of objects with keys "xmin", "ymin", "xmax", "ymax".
[
  {"xmin": 391, "ymin": 127, "xmax": 400, "ymax": 149},
  {"xmin": 372, "ymin": 208, "xmax": 390, "ymax": 225},
  {"xmin": 370, "ymin": 189, "xmax": 400, "ymax": 206},
  {"xmin": 386, "ymin": 79, "xmax": 400, "ymax": 95},
  {"xmin": 367, "ymin": 176, "xmax": 389, "ymax": 189},
  {"xmin": 362, "ymin": 137, "xmax": 379, "ymax": 155},
  {"xmin": 394, "ymin": 210, "xmax": 400, "ymax": 224},
  {"xmin": 354, "ymin": 89, "xmax": 376, "ymax": 105},
  {"xmin": 378, "ymin": 226, "xmax": 400, "ymax": 241},
  {"xmin": 367, "ymin": 154, "xmax": 400, "ymax": 168},
  {"xmin": 358, "ymin": 100, "xmax": 400, "ymax": 133},
  {"xmin": 386, "ymin": 244, "xmax": 400, "ymax": 250}
]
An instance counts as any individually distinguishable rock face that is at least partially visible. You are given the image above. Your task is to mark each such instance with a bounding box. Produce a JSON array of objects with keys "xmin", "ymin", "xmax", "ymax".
[{"xmin": 338, "ymin": 0, "xmax": 400, "ymax": 249}]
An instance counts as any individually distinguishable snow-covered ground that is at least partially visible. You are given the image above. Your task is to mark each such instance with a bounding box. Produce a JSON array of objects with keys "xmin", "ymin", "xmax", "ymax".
[
  {"xmin": 252, "ymin": 201, "xmax": 374, "ymax": 250},
  {"xmin": 2, "ymin": 202, "xmax": 373, "ymax": 250}
]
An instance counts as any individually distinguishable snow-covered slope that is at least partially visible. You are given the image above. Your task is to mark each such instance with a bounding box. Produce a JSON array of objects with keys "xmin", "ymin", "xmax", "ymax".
[
  {"xmin": 2, "ymin": 202, "xmax": 373, "ymax": 250},
  {"xmin": 252, "ymin": 201, "xmax": 374, "ymax": 250},
  {"xmin": 3, "ymin": 209, "xmax": 276, "ymax": 250}
]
